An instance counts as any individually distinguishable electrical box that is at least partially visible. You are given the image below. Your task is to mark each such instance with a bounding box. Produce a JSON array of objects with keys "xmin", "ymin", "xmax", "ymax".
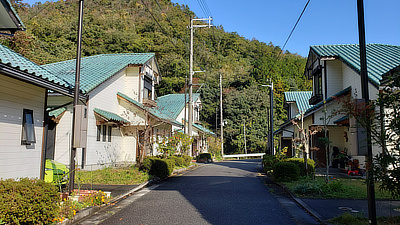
[{"xmin": 73, "ymin": 105, "xmax": 88, "ymax": 148}]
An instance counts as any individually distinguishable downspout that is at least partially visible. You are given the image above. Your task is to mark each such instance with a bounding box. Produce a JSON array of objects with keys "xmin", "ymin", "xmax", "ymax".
[{"xmin": 40, "ymin": 88, "xmax": 49, "ymax": 180}]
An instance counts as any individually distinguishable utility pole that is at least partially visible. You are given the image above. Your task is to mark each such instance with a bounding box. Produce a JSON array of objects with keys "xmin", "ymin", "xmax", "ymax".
[
  {"xmin": 69, "ymin": 0, "xmax": 84, "ymax": 194},
  {"xmin": 220, "ymin": 74, "xmax": 224, "ymax": 156},
  {"xmin": 184, "ymin": 75, "xmax": 187, "ymax": 134},
  {"xmin": 270, "ymin": 81, "xmax": 274, "ymax": 155},
  {"xmin": 262, "ymin": 80, "xmax": 274, "ymax": 155},
  {"xmin": 357, "ymin": 0, "xmax": 376, "ymax": 224},
  {"xmin": 188, "ymin": 17, "xmax": 212, "ymax": 156},
  {"xmin": 243, "ymin": 119, "xmax": 247, "ymax": 155}
]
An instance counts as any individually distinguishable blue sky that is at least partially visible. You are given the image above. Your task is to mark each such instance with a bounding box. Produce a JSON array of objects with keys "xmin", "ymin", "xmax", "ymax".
[{"xmin": 22, "ymin": 0, "xmax": 400, "ymax": 57}]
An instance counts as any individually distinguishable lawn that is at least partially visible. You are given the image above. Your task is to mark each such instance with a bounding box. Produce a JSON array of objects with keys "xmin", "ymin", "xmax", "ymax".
[
  {"xmin": 75, "ymin": 166, "xmax": 150, "ymax": 185},
  {"xmin": 283, "ymin": 176, "xmax": 395, "ymax": 199}
]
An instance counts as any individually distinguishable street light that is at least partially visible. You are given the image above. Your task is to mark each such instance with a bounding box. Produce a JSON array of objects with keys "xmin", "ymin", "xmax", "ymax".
[{"xmin": 261, "ymin": 81, "xmax": 274, "ymax": 155}]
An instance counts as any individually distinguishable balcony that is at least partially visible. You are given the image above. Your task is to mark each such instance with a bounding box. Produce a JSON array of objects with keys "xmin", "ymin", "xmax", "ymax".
[
  {"xmin": 143, "ymin": 99, "xmax": 157, "ymax": 108},
  {"xmin": 309, "ymin": 94, "xmax": 323, "ymax": 105}
]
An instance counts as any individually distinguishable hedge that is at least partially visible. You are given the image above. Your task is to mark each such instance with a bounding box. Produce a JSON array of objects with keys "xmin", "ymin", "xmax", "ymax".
[
  {"xmin": 273, "ymin": 162, "xmax": 300, "ymax": 182},
  {"xmin": 284, "ymin": 158, "xmax": 315, "ymax": 177},
  {"xmin": 0, "ymin": 178, "xmax": 60, "ymax": 224}
]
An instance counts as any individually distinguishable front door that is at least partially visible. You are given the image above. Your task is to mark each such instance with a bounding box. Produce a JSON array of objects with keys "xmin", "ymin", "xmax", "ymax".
[{"xmin": 313, "ymin": 131, "xmax": 327, "ymax": 167}]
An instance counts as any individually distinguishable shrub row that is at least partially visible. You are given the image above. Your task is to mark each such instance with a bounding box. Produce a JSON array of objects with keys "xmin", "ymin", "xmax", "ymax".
[
  {"xmin": 0, "ymin": 178, "xmax": 60, "ymax": 224},
  {"xmin": 141, "ymin": 155, "xmax": 192, "ymax": 179},
  {"xmin": 262, "ymin": 154, "xmax": 315, "ymax": 182}
]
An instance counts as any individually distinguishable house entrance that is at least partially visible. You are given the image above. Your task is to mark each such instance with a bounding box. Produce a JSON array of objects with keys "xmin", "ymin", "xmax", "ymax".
[{"xmin": 312, "ymin": 131, "xmax": 327, "ymax": 167}]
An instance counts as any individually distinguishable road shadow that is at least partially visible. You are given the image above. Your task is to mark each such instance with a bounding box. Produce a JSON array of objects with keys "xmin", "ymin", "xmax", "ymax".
[{"xmin": 149, "ymin": 159, "xmax": 297, "ymax": 225}]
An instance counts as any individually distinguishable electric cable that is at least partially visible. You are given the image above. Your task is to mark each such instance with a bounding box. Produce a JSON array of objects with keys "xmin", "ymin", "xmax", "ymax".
[{"xmin": 264, "ymin": 0, "xmax": 311, "ymax": 81}]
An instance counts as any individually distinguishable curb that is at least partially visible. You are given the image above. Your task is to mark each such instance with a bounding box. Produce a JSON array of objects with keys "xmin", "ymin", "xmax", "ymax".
[
  {"xmin": 257, "ymin": 164, "xmax": 326, "ymax": 225},
  {"xmin": 60, "ymin": 181, "xmax": 150, "ymax": 225},
  {"xmin": 275, "ymin": 181, "xmax": 327, "ymax": 225},
  {"xmin": 61, "ymin": 164, "xmax": 199, "ymax": 225}
]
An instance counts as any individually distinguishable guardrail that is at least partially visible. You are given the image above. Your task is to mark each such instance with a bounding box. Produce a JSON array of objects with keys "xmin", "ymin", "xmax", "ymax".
[{"xmin": 223, "ymin": 153, "xmax": 266, "ymax": 159}]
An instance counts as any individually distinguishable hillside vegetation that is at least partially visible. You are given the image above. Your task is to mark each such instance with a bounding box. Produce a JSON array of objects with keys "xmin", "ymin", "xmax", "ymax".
[{"xmin": 2, "ymin": 0, "xmax": 311, "ymax": 154}]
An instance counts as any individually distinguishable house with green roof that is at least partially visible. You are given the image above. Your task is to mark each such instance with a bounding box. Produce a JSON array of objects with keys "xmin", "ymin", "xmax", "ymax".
[
  {"xmin": 299, "ymin": 43, "xmax": 400, "ymax": 168},
  {"xmin": 275, "ymin": 91, "xmax": 312, "ymax": 157},
  {"xmin": 156, "ymin": 93, "xmax": 215, "ymax": 155},
  {"xmin": 43, "ymin": 53, "xmax": 173, "ymax": 169},
  {"xmin": 0, "ymin": 40, "xmax": 75, "ymax": 180}
]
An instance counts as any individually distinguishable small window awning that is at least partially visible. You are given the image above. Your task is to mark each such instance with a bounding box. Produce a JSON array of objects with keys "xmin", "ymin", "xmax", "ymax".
[
  {"xmin": 94, "ymin": 108, "xmax": 129, "ymax": 125},
  {"xmin": 47, "ymin": 107, "xmax": 66, "ymax": 123},
  {"xmin": 333, "ymin": 115, "xmax": 349, "ymax": 126},
  {"xmin": 0, "ymin": 0, "xmax": 26, "ymax": 34}
]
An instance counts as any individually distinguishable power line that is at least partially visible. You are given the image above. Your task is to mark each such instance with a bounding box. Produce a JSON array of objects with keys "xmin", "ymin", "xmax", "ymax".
[
  {"xmin": 196, "ymin": 0, "xmax": 212, "ymax": 18},
  {"xmin": 264, "ymin": 0, "xmax": 311, "ymax": 80},
  {"xmin": 281, "ymin": 0, "xmax": 310, "ymax": 53},
  {"xmin": 140, "ymin": 0, "xmax": 178, "ymax": 49}
]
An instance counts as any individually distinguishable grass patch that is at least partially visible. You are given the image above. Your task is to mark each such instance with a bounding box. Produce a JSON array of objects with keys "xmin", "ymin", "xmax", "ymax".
[
  {"xmin": 283, "ymin": 176, "xmax": 394, "ymax": 199},
  {"xmin": 328, "ymin": 212, "xmax": 400, "ymax": 225},
  {"xmin": 75, "ymin": 166, "xmax": 150, "ymax": 185}
]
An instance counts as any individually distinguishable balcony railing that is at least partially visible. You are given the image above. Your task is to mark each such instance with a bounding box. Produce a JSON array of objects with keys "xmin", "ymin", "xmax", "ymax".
[
  {"xmin": 143, "ymin": 99, "xmax": 157, "ymax": 108},
  {"xmin": 309, "ymin": 94, "xmax": 323, "ymax": 105}
]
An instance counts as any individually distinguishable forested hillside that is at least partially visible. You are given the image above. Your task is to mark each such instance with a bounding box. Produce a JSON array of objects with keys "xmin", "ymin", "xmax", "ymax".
[{"xmin": 2, "ymin": 0, "xmax": 311, "ymax": 154}]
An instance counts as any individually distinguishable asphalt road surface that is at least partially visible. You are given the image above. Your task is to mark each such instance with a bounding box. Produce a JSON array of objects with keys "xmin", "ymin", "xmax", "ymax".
[{"xmin": 96, "ymin": 159, "xmax": 301, "ymax": 225}]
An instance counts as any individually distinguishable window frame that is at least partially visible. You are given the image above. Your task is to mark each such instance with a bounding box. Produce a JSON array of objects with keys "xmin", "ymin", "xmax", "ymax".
[
  {"xmin": 102, "ymin": 125, "xmax": 107, "ymax": 142},
  {"xmin": 96, "ymin": 125, "xmax": 101, "ymax": 141},
  {"xmin": 108, "ymin": 126, "xmax": 112, "ymax": 142},
  {"xmin": 21, "ymin": 109, "xmax": 36, "ymax": 145}
]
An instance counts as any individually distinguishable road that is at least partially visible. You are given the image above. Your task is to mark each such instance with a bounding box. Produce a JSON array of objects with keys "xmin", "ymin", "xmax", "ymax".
[{"xmin": 85, "ymin": 159, "xmax": 311, "ymax": 225}]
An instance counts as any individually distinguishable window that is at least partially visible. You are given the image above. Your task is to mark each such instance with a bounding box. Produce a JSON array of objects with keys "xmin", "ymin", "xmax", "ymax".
[
  {"xmin": 102, "ymin": 125, "xmax": 107, "ymax": 142},
  {"xmin": 309, "ymin": 66, "xmax": 323, "ymax": 105},
  {"xmin": 108, "ymin": 126, "xmax": 112, "ymax": 142},
  {"xmin": 21, "ymin": 109, "xmax": 36, "ymax": 145},
  {"xmin": 96, "ymin": 125, "xmax": 101, "ymax": 141},
  {"xmin": 143, "ymin": 77, "xmax": 152, "ymax": 100}
]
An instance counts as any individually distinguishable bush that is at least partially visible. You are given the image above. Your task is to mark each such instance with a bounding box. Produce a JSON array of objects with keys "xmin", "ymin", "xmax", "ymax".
[
  {"xmin": 150, "ymin": 158, "xmax": 174, "ymax": 179},
  {"xmin": 273, "ymin": 162, "xmax": 300, "ymax": 182},
  {"xmin": 181, "ymin": 155, "xmax": 192, "ymax": 167},
  {"xmin": 169, "ymin": 156, "xmax": 185, "ymax": 167},
  {"xmin": 140, "ymin": 157, "xmax": 154, "ymax": 173},
  {"xmin": 293, "ymin": 183, "xmax": 323, "ymax": 196},
  {"xmin": 284, "ymin": 158, "xmax": 315, "ymax": 177},
  {"xmin": 0, "ymin": 178, "xmax": 61, "ymax": 224},
  {"xmin": 262, "ymin": 154, "xmax": 280, "ymax": 173}
]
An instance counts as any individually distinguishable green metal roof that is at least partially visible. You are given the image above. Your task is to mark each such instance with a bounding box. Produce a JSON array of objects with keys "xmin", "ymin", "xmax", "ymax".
[
  {"xmin": 284, "ymin": 91, "xmax": 312, "ymax": 114},
  {"xmin": 42, "ymin": 53, "xmax": 156, "ymax": 94},
  {"xmin": 156, "ymin": 93, "xmax": 201, "ymax": 119},
  {"xmin": 94, "ymin": 108, "xmax": 129, "ymax": 124},
  {"xmin": 304, "ymin": 86, "xmax": 351, "ymax": 116},
  {"xmin": 193, "ymin": 123, "xmax": 215, "ymax": 136},
  {"xmin": 311, "ymin": 44, "xmax": 400, "ymax": 86},
  {"xmin": 117, "ymin": 92, "xmax": 182, "ymax": 126},
  {"xmin": 0, "ymin": 43, "xmax": 69, "ymax": 87},
  {"xmin": 48, "ymin": 107, "xmax": 66, "ymax": 117}
]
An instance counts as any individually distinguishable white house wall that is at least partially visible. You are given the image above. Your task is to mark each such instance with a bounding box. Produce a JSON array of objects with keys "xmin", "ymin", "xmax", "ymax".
[
  {"xmin": 87, "ymin": 69, "xmax": 138, "ymax": 168},
  {"xmin": 53, "ymin": 105, "xmax": 73, "ymax": 165},
  {"xmin": 124, "ymin": 67, "xmax": 140, "ymax": 101},
  {"xmin": 0, "ymin": 75, "xmax": 45, "ymax": 179},
  {"xmin": 325, "ymin": 60, "xmax": 343, "ymax": 97}
]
